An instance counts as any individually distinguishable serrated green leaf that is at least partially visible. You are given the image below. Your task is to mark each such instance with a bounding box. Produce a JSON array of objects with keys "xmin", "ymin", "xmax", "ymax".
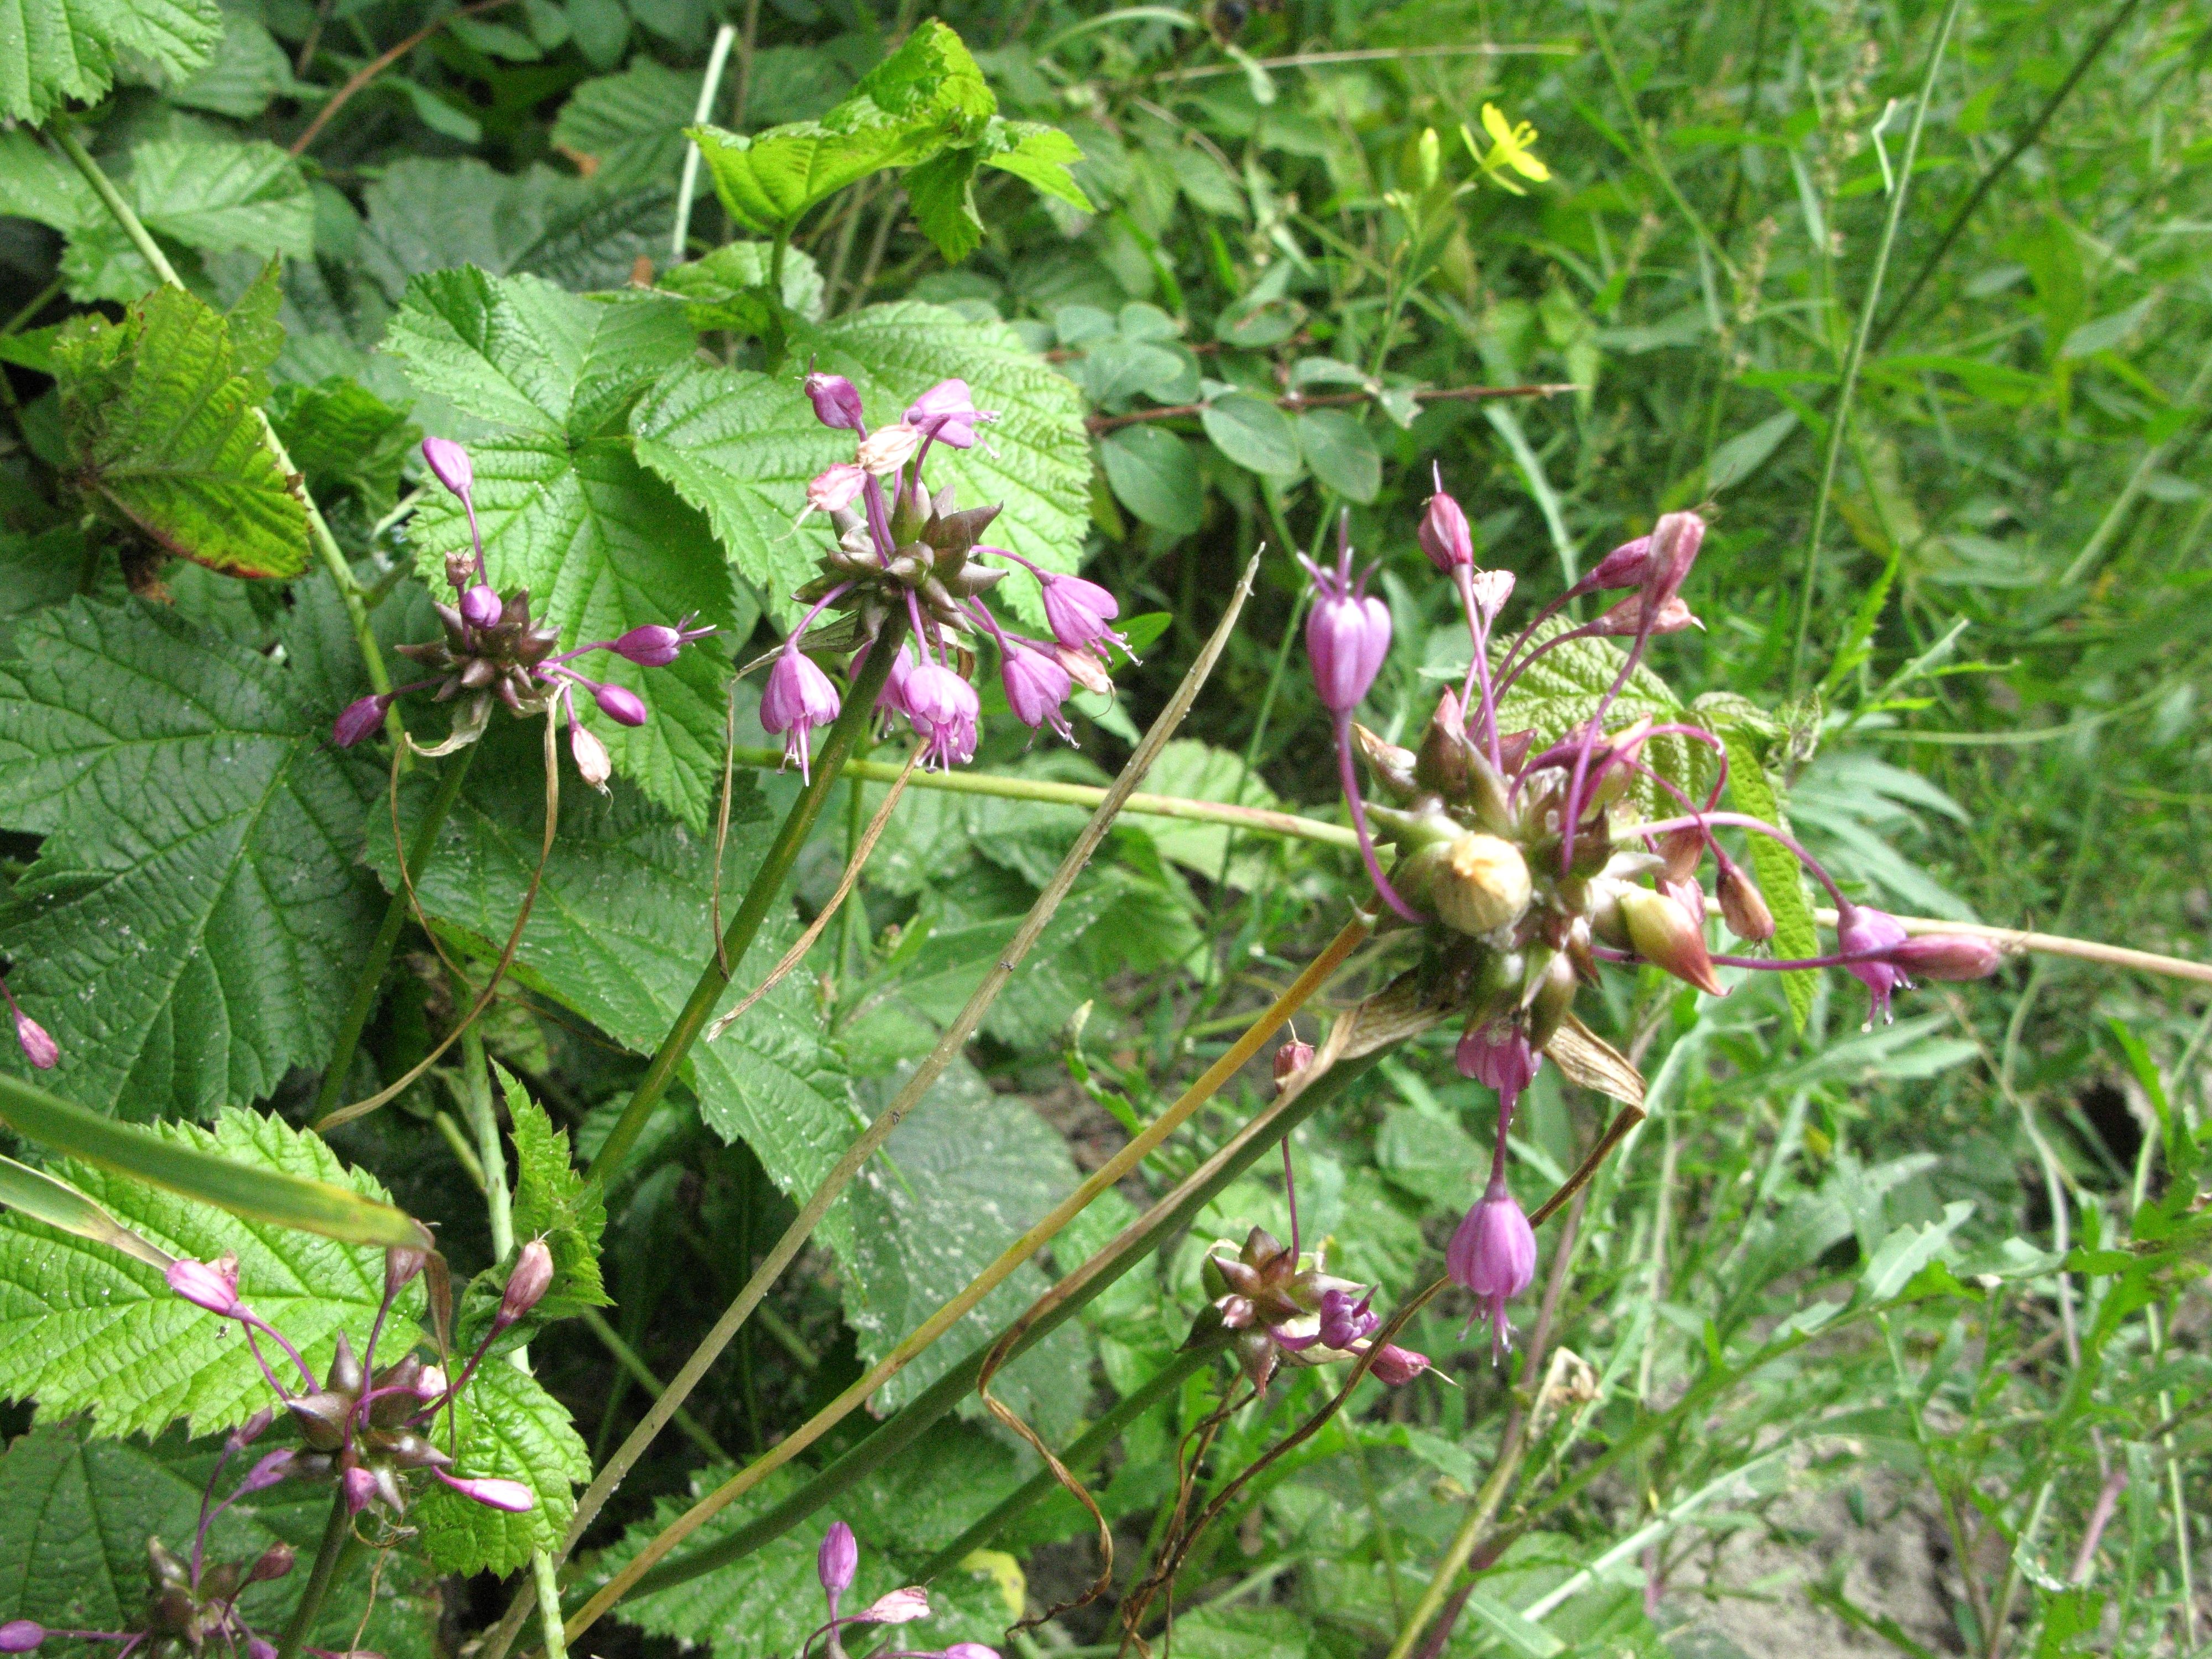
[
  {"xmin": 49, "ymin": 285, "xmax": 309, "ymax": 577},
  {"xmin": 1722, "ymin": 724, "xmax": 1818, "ymax": 1031},
  {"xmin": 0, "ymin": 1420, "xmax": 437, "ymax": 1655},
  {"xmin": 266, "ymin": 374, "xmax": 420, "ymax": 516},
  {"xmin": 902, "ymin": 144, "xmax": 988, "ymax": 262},
  {"xmin": 1492, "ymin": 620, "xmax": 1707, "ymax": 815},
  {"xmin": 630, "ymin": 299, "xmax": 1091, "ymax": 625},
  {"xmin": 551, "ymin": 56, "xmax": 702, "ymax": 192},
  {"xmin": 655, "ymin": 239, "xmax": 826, "ymax": 335},
  {"xmin": 413, "ymin": 1354, "xmax": 587, "ymax": 1574},
  {"xmin": 168, "ymin": 8, "xmax": 293, "ymax": 117},
  {"xmin": 362, "ymin": 724, "xmax": 862, "ymax": 1261},
  {"xmin": 690, "ymin": 20, "xmax": 994, "ymax": 236},
  {"xmin": 0, "ymin": 596, "xmax": 382, "ymax": 1118},
  {"xmin": 0, "ymin": 0, "xmax": 222, "ymax": 123},
  {"xmin": 385, "ymin": 267, "xmax": 736, "ymax": 825},
  {"xmin": 502, "ymin": 1062, "xmax": 608, "ymax": 1316},
  {"xmin": 981, "ymin": 121, "xmax": 1093, "ymax": 210},
  {"xmin": 0, "ymin": 1108, "xmax": 423, "ymax": 1438},
  {"xmin": 54, "ymin": 140, "xmax": 313, "ymax": 305}
]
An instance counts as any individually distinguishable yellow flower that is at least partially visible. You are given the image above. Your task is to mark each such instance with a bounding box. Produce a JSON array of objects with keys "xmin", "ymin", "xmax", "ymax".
[{"xmin": 1477, "ymin": 102, "xmax": 1550, "ymax": 187}]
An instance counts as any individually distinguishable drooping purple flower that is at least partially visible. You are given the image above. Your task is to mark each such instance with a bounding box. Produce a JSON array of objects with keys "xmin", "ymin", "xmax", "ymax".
[
  {"xmin": 760, "ymin": 645, "xmax": 843, "ymax": 782},
  {"xmin": 1455, "ymin": 1022, "xmax": 1540, "ymax": 1093},
  {"xmin": 592, "ymin": 682, "xmax": 649, "ymax": 728},
  {"xmin": 857, "ymin": 425, "xmax": 921, "ymax": 476},
  {"xmin": 10, "ymin": 1001, "xmax": 57, "ymax": 1071},
  {"xmin": 167, "ymin": 1255, "xmax": 242, "ymax": 1316},
  {"xmin": 1000, "ymin": 643, "xmax": 1073, "ymax": 743},
  {"xmin": 1583, "ymin": 533, "xmax": 1653, "ymax": 592},
  {"xmin": 1300, "ymin": 542, "xmax": 1392, "ymax": 714},
  {"xmin": 433, "ymin": 1469, "xmax": 535, "ymax": 1511},
  {"xmin": 459, "ymin": 584, "xmax": 504, "ymax": 630},
  {"xmin": 1418, "ymin": 477, "xmax": 1473, "ymax": 572},
  {"xmin": 1038, "ymin": 570, "xmax": 1128, "ymax": 655},
  {"xmin": 332, "ymin": 694, "xmax": 391, "ymax": 749},
  {"xmin": 805, "ymin": 372, "xmax": 867, "ymax": 432},
  {"xmin": 247, "ymin": 1542, "xmax": 295, "ymax": 1582},
  {"xmin": 0, "ymin": 1623, "xmax": 43, "ymax": 1653},
  {"xmin": 818, "ymin": 1520, "xmax": 858, "ymax": 1599},
  {"xmin": 1837, "ymin": 902, "xmax": 1911, "ymax": 1027},
  {"xmin": 421, "ymin": 437, "xmax": 473, "ymax": 499},
  {"xmin": 904, "ymin": 380, "xmax": 991, "ymax": 448},
  {"xmin": 496, "ymin": 1238, "xmax": 554, "ymax": 1329},
  {"xmin": 809, "ymin": 462, "xmax": 868, "ymax": 512},
  {"xmin": 233, "ymin": 1448, "xmax": 297, "ymax": 1497},
  {"xmin": 570, "ymin": 722, "xmax": 612, "ymax": 791},
  {"xmin": 1888, "ymin": 933, "xmax": 2002, "ymax": 982},
  {"xmin": 340, "ymin": 1464, "xmax": 377, "ymax": 1515},
  {"xmin": 1363, "ymin": 1342, "xmax": 1432, "ymax": 1385},
  {"xmin": 247, "ymin": 1640, "xmax": 276, "ymax": 1659},
  {"xmin": 901, "ymin": 661, "xmax": 979, "ymax": 771},
  {"xmin": 1272, "ymin": 1037, "xmax": 1316, "ymax": 1093},
  {"xmin": 1447, "ymin": 1178, "xmax": 1536, "ymax": 1364},
  {"xmin": 1318, "ymin": 1287, "xmax": 1378, "ymax": 1349}
]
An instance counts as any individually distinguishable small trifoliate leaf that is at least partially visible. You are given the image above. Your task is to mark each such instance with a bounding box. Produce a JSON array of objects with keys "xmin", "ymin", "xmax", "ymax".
[{"xmin": 412, "ymin": 1356, "xmax": 588, "ymax": 1575}]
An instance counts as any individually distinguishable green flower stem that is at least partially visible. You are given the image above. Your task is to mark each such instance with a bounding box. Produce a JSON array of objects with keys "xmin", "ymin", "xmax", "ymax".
[
  {"xmin": 311, "ymin": 746, "xmax": 478, "ymax": 1126},
  {"xmin": 584, "ymin": 619, "xmax": 906, "ymax": 1186},
  {"xmin": 1786, "ymin": 0, "xmax": 1965, "ymax": 691},
  {"xmin": 611, "ymin": 1048, "xmax": 1384, "ymax": 1613},
  {"xmin": 273, "ymin": 1493, "xmax": 359, "ymax": 1659},
  {"xmin": 911, "ymin": 1343, "xmax": 1219, "ymax": 1584},
  {"xmin": 49, "ymin": 122, "xmax": 397, "ymax": 717}
]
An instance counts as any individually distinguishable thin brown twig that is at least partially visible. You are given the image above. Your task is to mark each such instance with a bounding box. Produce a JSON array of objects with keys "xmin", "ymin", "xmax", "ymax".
[
  {"xmin": 1086, "ymin": 383, "xmax": 1579, "ymax": 435},
  {"xmin": 288, "ymin": 0, "xmax": 520, "ymax": 156}
]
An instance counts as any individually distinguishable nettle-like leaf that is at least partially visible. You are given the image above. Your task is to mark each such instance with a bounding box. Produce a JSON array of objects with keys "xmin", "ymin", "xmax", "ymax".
[
  {"xmin": 551, "ymin": 56, "xmax": 703, "ymax": 191},
  {"xmin": 50, "ymin": 283, "xmax": 310, "ymax": 578},
  {"xmin": 0, "ymin": 1421, "xmax": 437, "ymax": 1656},
  {"xmin": 384, "ymin": 266, "xmax": 737, "ymax": 826},
  {"xmin": 630, "ymin": 300, "xmax": 1089, "ymax": 627},
  {"xmin": 1719, "ymin": 723, "xmax": 1820, "ymax": 1031},
  {"xmin": 413, "ymin": 1357, "xmax": 588, "ymax": 1575},
  {"xmin": 0, "ymin": 594, "xmax": 380, "ymax": 1118},
  {"xmin": 0, "ymin": 0, "xmax": 221, "ymax": 123},
  {"xmin": 654, "ymin": 241, "xmax": 826, "ymax": 338},
  {"xmin": 266, "ymin": 374, "xmax": 420, "ymax": 517},
  {"xmin": 362, "ymin": 725, "xmax": 862, "ymax": 1262},
  {"xmin": 0, "ymin": 1109, "xmax": 422, "ymax": 1439},
  {"xmin": 503, "ymin": 1063, "xmax": 609, "ymax": 1316},
  {"xmin": 1492, "ymin": 620, "xmax": 1712, "ymax": 814}
]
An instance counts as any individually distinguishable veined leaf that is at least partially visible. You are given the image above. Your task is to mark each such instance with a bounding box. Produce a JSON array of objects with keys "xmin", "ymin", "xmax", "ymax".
[
  {"xmin": 550, "ymin": 56, "xmax": 702, "ymax": 192},
  {"xmin": 385, "ymin": 267, "xmax": 738, "ymax": 826},
  {"xmin": 50, "ymin": 284, "xmax": 310, "ymax": 577},
  {"xmin": 655, "ymin": 239, "xmax": 826, "ymax": 336},
  {"xmin": 0, "ymin": 1109, "xmax": 425, "ymax": 1438},
  {"xmin": 0, "ymin": 594, "xmax": 383, "ymax": 1119},
  {"xmin": 1493, "ymin": 620, "xmax": 1708, "ymax": 814},
  {"xmin": 502, "ymin": 1063, "xmax": 609, "ymax": 1317},
  {"xmin": 0, "ymin": 0, "xmax": 222, "ymax": 123},
  {"xmin": 413, "ymin": 1358, "xmax": 587, "ymax": 1575},
  {"xmin": 1720, "ymin": 723, "xmax": 1818, "ymax": 1031},
  {"xmin": 266, "ymin": 375, "xmax": 421, "ymax": 516}
]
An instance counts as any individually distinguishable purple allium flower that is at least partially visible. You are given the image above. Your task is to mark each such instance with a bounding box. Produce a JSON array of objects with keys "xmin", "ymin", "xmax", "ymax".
[
  {"xmin": 234, "ymin": 1448, "xmax": 296, "ymax": 1497},
  {"xmin": 818, "ymin": 1520, "xmax": 858, "ymax": 1598},
  {"xmin": 592, "ymin": 682, "xmax": 649, "ymax": 728},
  {"xmin": 904, "ymin": 379, "xmax": 990, "ymax": 448},
  {"xmin": 247, "ymin": 1541, "xmax": 296, "ymax": 1582},
  {"xmin": 1589, "ymin": 592, "xmax": 1699, "ymax": 638},
  {"xmin": 1300, "ymin": 544, "xmax": 1392, "ymax": 714},
  {"xmin": 332, "ymin": 694, "xmax": 390, "ymax": 749},
  {"xmin": 611, "ymin": 624, "xmax": 684, "ymax": 667},
  {"xmin": 167, "ymin": 1255, "xmax": 241, "ymax": 1316},
  {"xmin": 805, "ymin": 372, "xmax": 867, "ymax": 432},
  {"xmin": 857, "ymin": 1588, "xmax": 931, "ymax": 1625},
  {"xmin": 1837, "ymin": 902, "xmax": 1911, "ymax": 1027},
  {"xmin": 421, "ymin": 437, "xmax": 473, "ymax": 499},
  {"xmin": 434, "ymin": 1469, "xmax": 535, "ymax": 1512},
  {"xmin": 857, "ymin": 425, "xmax": 921, "ymax": 476},
  {"xmin": 496, "ymin": 1238, "xmax": 554, "ymax": 1328},
  {"xmin": 1318, "ymin": 1287, "xmax": 1378, "ymax": 1349},
  {"xmin": 1418, "ymin": 477, "xmax": 1473, "ymax": 572},
  {"xmin": 1455, "ymin": 1022, "xmax": 1540, "ymax": 1093},
  {"xmin": 1583, "ymin": 533, "xmax": 1653, "ymax": 592},
  {"xmin": 1000, "ymin": 643, "xmax": 1073, "ymax": 743},
  {"xmin": 11, "ymin": 1005, "xmax": 57, "ymax": 1071},
  {"xmin": 1037, "ymin": 570, "xmax": 1128, "ymax": 656},
  {"xmin": 0, "ymin": 1623, "xmax": 43, "ymax": 1653},
  {"xmin": 873, "ymin": 641, "xmax": 916, "ymax": 727},
  {"xmin": 1272, "ymin": 1037, "xmax": 1316, "ymax": 1093},
  {"xmin": 248, "ymin": 1639, "xmax": 276, "ymax": 1659},
  {"xmin": 901, "ymin": 661, "xmax": 979, "ymax": 771},
  {"xmin": 459, "ymin": 584, "xmax": 503, "ymax": 630},
  {"xmin": 810, "ymin": 462, "xmax": 868, "ymax": 512},
  {"xmin": 760, "ymin": 644, "xmax": 842, "ymax": 782},
  {"xmin": 1447, "ymin": 1179, "xmax": 1537, "ymax": 1363},
  {"xmin": 1363, "ymin": 1342, "xmax": 1432, "ymax": 1386},
  {"xmin": 1888, "ymin": 933, "xmax": 2002, "ymax": 982}
]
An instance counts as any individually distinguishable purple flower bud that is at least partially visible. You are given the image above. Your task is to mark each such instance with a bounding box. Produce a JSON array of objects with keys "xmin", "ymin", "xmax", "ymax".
[
  {"xmin": 1300, "ymin": 549, "xmax": 1392, "ymax": 714},
  {"xmin": 434, "ymin": 1469, "xmax": 536, "ymax": 1511},
  {"xmin": 229, "ymin": 1405, "xmax": 276, "ymax": 1449},
  {"xmin": 570, "ymin": 723, "xmax": 612, "ymax": 791},
  {"xmin": 1837, "ymin": 902, "xmax": 1911, "ymax": 1028},
  {"xmin": 805, "ymin": 372, "xmax": 867, "ymax": 432},
  {"xmin": 386, "ymin": 1245, "xmax": 428, "ymax": 1296},
  {"xmin": 13, "ymin": 1009, "xmax": 57, "ymax": 1071},
  {"xmin": 760, "ymin": 644, "xmax": 843, "ymax": 782},
  {"xmin": 904, "ymin": 379, "xmax": 992, "ymax": 449},
  {"xmin": 1000, "ymin": 643, "xmax": 1073, "ymax": 743},
  {"xmin": 1714, "ymin": 858, "xmax": 1774, "ymax": 943},
  {"xmin": 1418, "ymin": 482, "xmax": 1473, "ymax": 572},
  {"xmin": 612, "ymin": 624, "xmax": 684, "ymax": 667},
  {"xmin": 1447, "ymin": 1181, "xmax": 1536, "ymax": 1364},
  {"xmin": 421, "ymin": 437, "xmax": 474, "ymax": 499},
  {"xmin": 941, "ymin": 1646, "xmax": 1001, "ymax": 1659},
  {"xmin": 0, "ymin": 1623, "xmax": 44, "ymax": 1653},
  {"xmin": 593, "ymin": 682, "xmax": 649, "ymax": 728},
  {"xmin": 247, "ymin": 1542, "xmax": 295, "ymax": 1583},
  {"xmin": 900, "ymin": 661, "xmax": 979, "ymax": 771},
  {"xmin": 249, "ymin": 1640, "xmax": 277, "ymax": 1659},
  {"xmin": 1271, "ymin": 1038, "xmax": 1315, "ymax": 1094},
  {"xmin": 460, "ymin": 584, "xmax": 503, "ymax": 630},
  {"xmin": 1031, "ymin": 566, "xmax": 1128, "ymax": 655},
  {"xmin": 857, "ymin": 1587, "xmax": 930, "ymax": 1625},
  {"xmin": 1888, "ymin": 933, "xmax": 2002, "ymax": 982},
  {"xmin": 234, "ymin": 1448, "xmax": 296, "ymax": 1498},
  {"xmin": 1318, "ymin": 1287, "xmax": 1378, "ymax": 1349},
  {"xmin": 497, "ymin": 1238, "xmax": 554, "ymax": 1327},
  {"xmin": 340, "ymin": 1464, "xmax": 377, "ymax": 1515},
  {"xmin": 167, "ymin": 1255, "xmax": 241, "ymax": 1316},
  {"xmin": 1455, "ymin": 1022, "xmax": 1540, "ymax": 1094},
  {"xmin": 332, "ymin": 695, "xmax": 391, "ymax": 749},
  {"xmin": 1619, "ymin": 885, "xmax": 1726, "ymax": 997},
  {"xmin": 414, "ymin": 1364, "xmax": 449, "ymax": 1401},
  {"xmin": 1364, "ymin": 1342, "xmax": 1432, "ymax": 1386},
  {"xmin": 1583, "ymin": 533, "xmax": 1653, "ymax": 592},
  {"xmin": 818, "ymin": 1520, "xmax": 858, "ymax": 1597}
]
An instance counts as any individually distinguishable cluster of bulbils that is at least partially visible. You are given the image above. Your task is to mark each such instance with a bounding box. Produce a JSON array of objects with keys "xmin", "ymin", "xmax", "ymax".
[
  {"xmin": 0, "ymin": 1240, "xmax": 554, "ymax": 1658},
  {"xmin": 1193, "ymin": 1039, "xmax": 1435, "ymax": 1392},
  {"xmin": 806, "ymin": 1520, "xmax": 995, "ymax": 1659},
  {"xmin": 1308, "ymin": 479, "xmax": 2002, "ymax": 1360},
  {"xmin": 760, "ymin": 372, "xmax": 1129, "ymax": 777},
  {"xmin": 332, "ymin": 438, "xmax": 715, "ymax": 781}
]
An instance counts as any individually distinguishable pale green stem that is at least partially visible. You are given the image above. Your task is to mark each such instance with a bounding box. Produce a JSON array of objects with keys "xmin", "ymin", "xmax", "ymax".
[{"xmin": 670, "ymin": 23, "xmax": 738, "ymax": 260}]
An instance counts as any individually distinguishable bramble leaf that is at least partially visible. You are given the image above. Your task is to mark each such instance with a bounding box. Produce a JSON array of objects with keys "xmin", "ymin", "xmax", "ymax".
[
  {"xmin": 50, "ymin": 284, "xmax": 310, "ymax": 577},
  {"xmin": 503, "ymin": 1063, "xmax": 609, "ymax": 1317},
  {"xmin": 413, "ymin": 1357, "xmax": 588, "ymax": 1575},
  {"xmin": 266, "ymin": 375, "xmax": 420, "ymax": 517},
  {"xmin": 1721, "ymin": 724, "xmax": 1819, "ymax": 1031},
  {"xmin": 551, "ymin": 56, "xmax": 702, "ymax": 192},
  {"xmin": 384, "ymin": 267, "xmax": 737, "ymax": 826},
  {"xmin": 0, "ymin": 1108, "xmax": 422, "ymax": 1439},
  {"xmin": 0, "ymin": 594, "xmax": 380, "ymax": 1118},
  {"xmin": 0, "ymin": 0, "xmax": 222, "ymax": 123},
  {"xmin": 1492, "ymin": 621, "xmax": 1710, "ymax": 815}
]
